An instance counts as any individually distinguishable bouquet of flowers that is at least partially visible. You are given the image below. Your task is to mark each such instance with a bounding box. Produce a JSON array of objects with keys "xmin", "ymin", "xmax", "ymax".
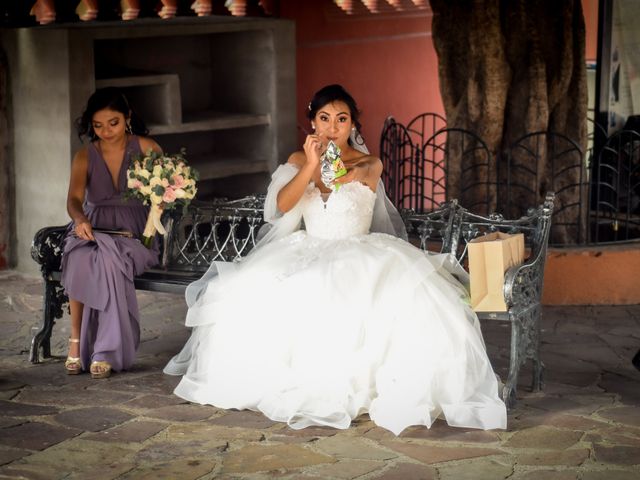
[
  {"xmin": 127, "ymin": 150, "xmax": 199, "ymax": 248},
  {"xmin": 320, "ymin": 140, "xmax": 347, "ymax": 191}
]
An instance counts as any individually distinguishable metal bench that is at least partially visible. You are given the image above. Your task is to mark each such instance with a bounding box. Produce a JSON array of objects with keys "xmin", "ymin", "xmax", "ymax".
[
  {"xmin": 31, "ymin": 192, "xmax": 554, "ymax": 407},
  {"xmin": 403, "ymin": 192, "xmax": 555, "ymax": 406}
]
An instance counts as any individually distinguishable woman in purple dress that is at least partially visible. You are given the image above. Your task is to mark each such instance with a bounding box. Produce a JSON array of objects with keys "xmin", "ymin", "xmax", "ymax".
[{"xmin": 61, "ymin": 88, "xmax": 161, "ymax": 379}]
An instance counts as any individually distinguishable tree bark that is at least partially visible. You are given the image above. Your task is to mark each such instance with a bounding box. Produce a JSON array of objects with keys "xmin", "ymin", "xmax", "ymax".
[{"xmin": 431, "ymin": 0, "xmax": 587, "ymax": 241}]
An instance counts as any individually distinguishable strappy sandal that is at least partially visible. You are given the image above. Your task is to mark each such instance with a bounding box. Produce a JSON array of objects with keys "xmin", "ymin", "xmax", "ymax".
[
  {"xmin": 64, "ymin": 338, "xmax": 82, "ymax": 375},
  {"xmin": 90, "ymin": 361, "xmax": 112, "ymax": 379}
]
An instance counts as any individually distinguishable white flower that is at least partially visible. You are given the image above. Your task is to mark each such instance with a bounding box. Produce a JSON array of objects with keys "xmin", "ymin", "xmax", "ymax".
[
  {"xmin": 152, "ymin": 164, "xmax": 163, "ymax": 177},
  {"xmin": 138, "ymin": 169, "xmax": 150, "ymax": 179},
  {"xmin": 139, "ymin": 185, "xmax": 152, "ymax": 196},
  {"xmin": 173, "ymin": 188, "xmax": 187, "ymax": 199},
  {"xmin": 149, "ymin": 177, "xmax": 163, "ymax": 188},
  {"xmin": 150, "ymin": 193, "xmax": 163, "ymax": 205}
]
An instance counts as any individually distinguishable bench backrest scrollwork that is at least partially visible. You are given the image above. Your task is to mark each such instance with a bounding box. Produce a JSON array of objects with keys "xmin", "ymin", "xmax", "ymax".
[{"xmin": 161, "ymin": 195, "xmax": 266, "ymax": 271}]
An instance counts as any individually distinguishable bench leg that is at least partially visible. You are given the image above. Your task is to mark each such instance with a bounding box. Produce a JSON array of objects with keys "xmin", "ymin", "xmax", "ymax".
[
  {"xmin": 503, "ymin": 306, "xmax": 545, "ymax": 407},
  {"xmin": 503, "ymin": 318, "xmax": 522, "ymax": 409},
  {"xmin": 29, "ymin": 279, "xmax": 67, "ymax": 364},
  {"xmin": 532, "ymin": 358, "xmax": 545, "ymax": 392},
  {"xmin": 530, "ymin": 305, "xmax": 544, "ymax": 392}
]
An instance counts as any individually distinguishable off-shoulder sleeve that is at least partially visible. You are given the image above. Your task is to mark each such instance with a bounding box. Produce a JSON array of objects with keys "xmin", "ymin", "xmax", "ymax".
[
  {"xmin": 257, "ymin": 162, "xmax": 304, "ymax": 246},
  {"xmin": 263, "ymin": 163, "xmax": 300, "ymax": 224}
]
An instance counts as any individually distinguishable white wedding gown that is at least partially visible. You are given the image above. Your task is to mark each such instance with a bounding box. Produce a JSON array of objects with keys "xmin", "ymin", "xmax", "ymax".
[{"xmin": 164, "ymin": 180, "xmax": 507, "ymax": 434}]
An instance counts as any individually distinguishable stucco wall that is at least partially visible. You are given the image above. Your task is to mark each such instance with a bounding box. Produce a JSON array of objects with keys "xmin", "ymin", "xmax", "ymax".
[
  {"xmin": 0, "ymin": 46, "xmax": 13, "ymax": 269},
  {"xmin": 280, "ymin": 0, "xmax": 442, "ymax": 156},
  {"xmin": 543, "ymin": 244, "xmax": 640, "ymax": 305},
  {"xmin": 2, "ymin": 29, "xmax": 72, "ymax": 274}
]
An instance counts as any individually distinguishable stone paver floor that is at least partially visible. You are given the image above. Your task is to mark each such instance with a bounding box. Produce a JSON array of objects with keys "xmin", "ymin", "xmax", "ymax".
[{"xmin": 1, "ymin": 270, "xmax": 639, "ymax": 479}]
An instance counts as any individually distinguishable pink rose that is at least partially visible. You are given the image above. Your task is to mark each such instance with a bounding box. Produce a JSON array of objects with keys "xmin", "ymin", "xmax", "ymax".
[
  {"xmin": 172, "ymin": 174, "xmax": 186, "ymax": 188},
  {"xmin": 163, "ymin": 187, "xmax": 177, "ymax": 203},
  {"xmin": 128, "ymin": 178, "xmax": 144, "ymax": 190}
]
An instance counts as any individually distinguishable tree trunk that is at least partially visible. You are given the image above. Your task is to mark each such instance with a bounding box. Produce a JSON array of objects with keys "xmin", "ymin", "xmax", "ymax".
[{"xmin": 431, "ymin": 0, "xmax": 587, "ymax": 242}]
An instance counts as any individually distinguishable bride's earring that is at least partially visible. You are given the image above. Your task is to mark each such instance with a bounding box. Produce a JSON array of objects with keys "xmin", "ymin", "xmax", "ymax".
[
  {"xmin": 311, "ymin": 123, "xmax": 316, "ymax": 131},
  {"xmin": 351, "ymin": 127, "xmax": 366, "ymax": 147},
  {"xmin": 126, "ymin": 119, "xmax": 132, "ymax": 134}
]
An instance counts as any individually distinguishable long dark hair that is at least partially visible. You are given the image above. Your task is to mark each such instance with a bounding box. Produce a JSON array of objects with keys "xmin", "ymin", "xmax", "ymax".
[
  {"xmin": 75, "ymin": 87, "xmax": 149, "ymax": 141},
  {"xmin": 307, "ymin": 84, "xmax": 365, "ymax": 147}
]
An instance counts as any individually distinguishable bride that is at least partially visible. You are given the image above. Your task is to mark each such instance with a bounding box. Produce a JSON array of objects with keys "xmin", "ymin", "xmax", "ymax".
[{"xmin": 164, "ymin": 84, "xmax": 506, "ymax": 434}]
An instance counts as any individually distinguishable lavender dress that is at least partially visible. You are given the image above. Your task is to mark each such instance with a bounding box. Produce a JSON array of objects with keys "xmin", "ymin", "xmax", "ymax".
[{"xmin": 61, "ymin": 135, "xmax": 158, "ymax": 372}]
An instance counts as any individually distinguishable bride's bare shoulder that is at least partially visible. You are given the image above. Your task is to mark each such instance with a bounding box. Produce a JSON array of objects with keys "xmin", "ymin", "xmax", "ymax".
[
  {"xmin": 287, "ymin": 151, "xmax": 307, "ymax": 168},
  {"xmin": 368, "ymin": 156, "xmax": 383, "ymax": 176},
  {"xmin": 351, "ymin": 154, "xmax": 382, "ymax": 178}
]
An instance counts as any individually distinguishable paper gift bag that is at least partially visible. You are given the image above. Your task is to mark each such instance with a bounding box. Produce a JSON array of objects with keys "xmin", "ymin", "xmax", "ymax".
[{"xmin": 468, "ymin": 232, "xmax": 525, "ymax": 312}]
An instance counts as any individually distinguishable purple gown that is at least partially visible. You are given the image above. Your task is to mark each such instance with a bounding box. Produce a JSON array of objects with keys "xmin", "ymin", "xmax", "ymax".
[{"xmin": 61, "ymin": 135, "xmax": 158, "ymax": 372}]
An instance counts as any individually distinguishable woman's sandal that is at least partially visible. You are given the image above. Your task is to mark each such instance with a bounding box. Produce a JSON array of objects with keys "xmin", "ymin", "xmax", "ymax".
[
  {"xmin": 90, "ymin": 361, "xmax": 112, "ymax": 379},
  {"xmin": 64, "ymin": 338, "xmax": 82, "ymax": 375}
]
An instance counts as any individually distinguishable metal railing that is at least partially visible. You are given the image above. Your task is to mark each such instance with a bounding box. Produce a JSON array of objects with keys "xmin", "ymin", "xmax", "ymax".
[{"xmin": 380, "ymin": 115, "xmax": 640, "ymax": 246}]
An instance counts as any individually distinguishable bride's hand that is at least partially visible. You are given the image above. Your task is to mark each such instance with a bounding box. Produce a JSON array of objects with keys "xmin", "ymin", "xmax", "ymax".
[
  {"xmin": 334, "ymin": 163, "xmax": 370, "ymax": 186},
  {"xmin": 303, "ymin": 134, "xmax": 324, "ymax": 167}
]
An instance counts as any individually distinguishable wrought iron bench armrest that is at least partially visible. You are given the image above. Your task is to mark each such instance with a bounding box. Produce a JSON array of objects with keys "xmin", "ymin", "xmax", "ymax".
[
  {"xmin": 31, "ymin": 225, "xmax": 68, "ymax": 275},
  {"xmin": 502, "ymin": 193, "xmax": 555, "ymax": 309},
  {"xmin": 503, "ymin": 261, "xmax": 543, "ymax": 310}
]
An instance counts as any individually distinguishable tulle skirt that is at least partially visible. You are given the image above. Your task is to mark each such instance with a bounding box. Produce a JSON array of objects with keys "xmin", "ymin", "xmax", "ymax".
[{"xmin": 164, "ymin": 231, "xmax": 507, "ymax": 434}]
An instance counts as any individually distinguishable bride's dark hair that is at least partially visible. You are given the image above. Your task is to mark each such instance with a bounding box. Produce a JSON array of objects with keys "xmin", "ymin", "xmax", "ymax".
[
  {"xmin": 76, "ymin": 87, "xmax": 149, "ymax": 141},
  {"xmin": 307, "ymin": 84, "xmax": 363, "ymax": 134}
]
